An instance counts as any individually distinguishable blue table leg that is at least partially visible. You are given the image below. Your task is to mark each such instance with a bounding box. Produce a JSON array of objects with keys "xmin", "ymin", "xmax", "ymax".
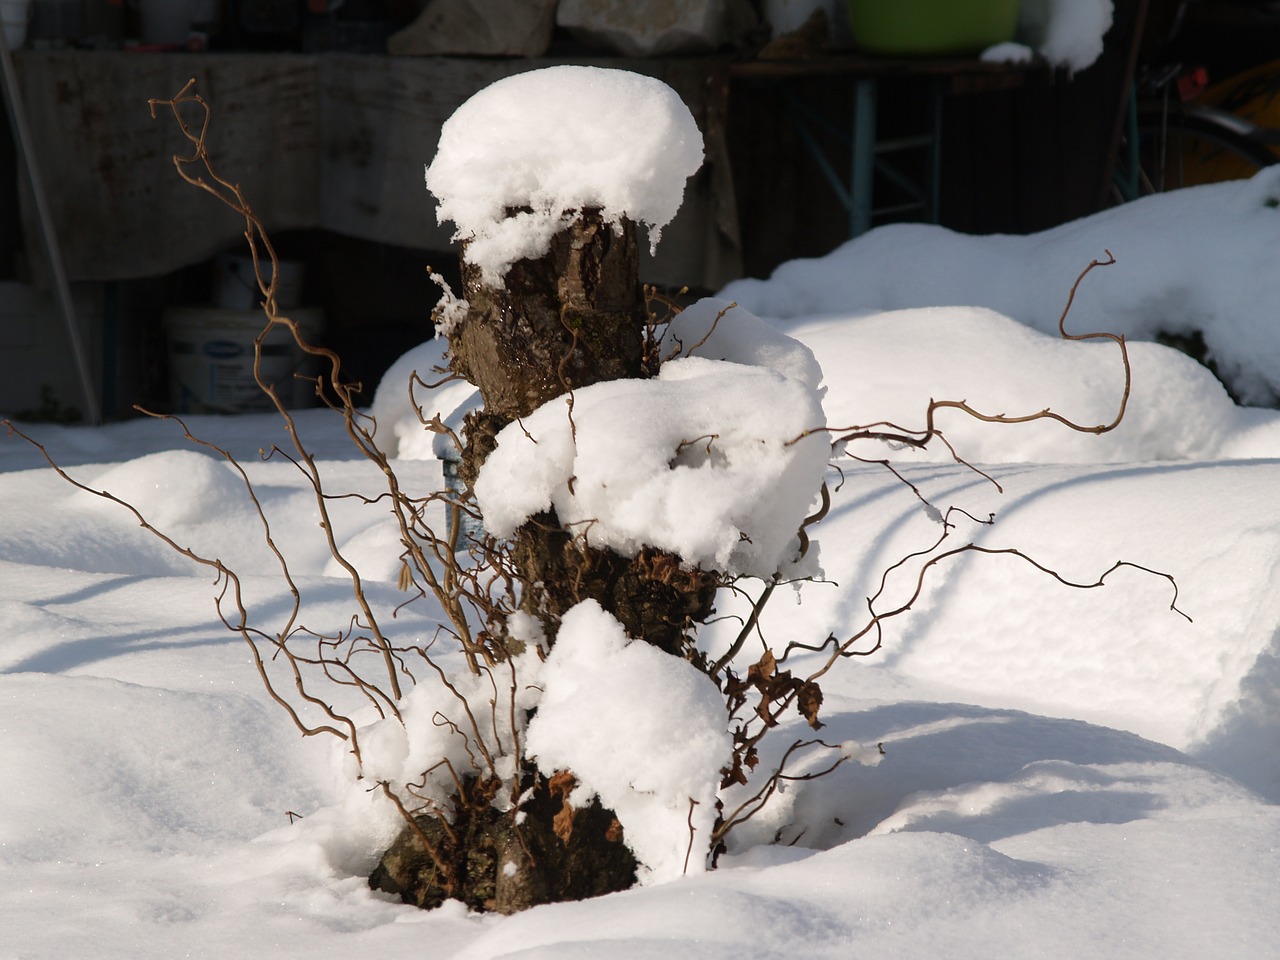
[
  {"xmin": 850, "ymin": 77, "xmax": 877, "ymax": 236},
  {"xmin": 928, "ymin": 82, "xmax": 943, "ymax": 222}
]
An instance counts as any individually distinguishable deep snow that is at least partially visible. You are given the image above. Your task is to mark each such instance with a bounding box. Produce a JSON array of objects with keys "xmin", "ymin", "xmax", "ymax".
[
  {"xmin": 3, "ymin": 10, "xmax": 1280, "ymax": 953},
  {"xmin": 4, "ymin": 168, "xmax": 1280, "ymax": 955}
]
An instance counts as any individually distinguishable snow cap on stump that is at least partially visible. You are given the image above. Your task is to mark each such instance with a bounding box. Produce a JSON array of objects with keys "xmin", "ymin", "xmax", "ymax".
[{"xmin": 425, "ymin": 65, "xmax": 704, "ymax": 283}]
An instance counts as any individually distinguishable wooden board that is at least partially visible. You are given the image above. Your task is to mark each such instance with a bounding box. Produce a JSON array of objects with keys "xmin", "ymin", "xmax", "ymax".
[{"xmin": 12, "ymin": 51, "xmax": 741, "ymax": 290}]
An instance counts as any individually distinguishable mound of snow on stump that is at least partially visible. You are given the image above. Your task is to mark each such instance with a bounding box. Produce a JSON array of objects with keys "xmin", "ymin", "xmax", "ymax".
[
  {"xmin": 474, "ymin": 354, "xmax": 830, "ymax": 579},
  {"xmin": 525, "ymin": 600, "xmax": 731, "ymax": 882},
  {"xmin": 425, "ymin": 65, "xmax": 704, "ymax": 283}
]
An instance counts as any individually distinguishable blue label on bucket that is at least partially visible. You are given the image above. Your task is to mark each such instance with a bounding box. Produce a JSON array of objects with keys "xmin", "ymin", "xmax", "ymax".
[{"xmin": 204, "ymin": 340, "xmax": 245, "ymax": 359}]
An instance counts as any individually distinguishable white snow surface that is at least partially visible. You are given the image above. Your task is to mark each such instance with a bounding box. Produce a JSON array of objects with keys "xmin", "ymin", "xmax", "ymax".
[
  {"xmin": 980, "ymin": 40, "xmax": 1037, "ymax": 65},
  {"xmin": 425, "ymin": 65, "xmax": 703, "ymax": 283},
  {"xmin": 660, "ymin": 296, "xmax": 825, "ymax": 391},
  {"xmin": 721, "ymin": 168, "xmax": 1280, "ymax": 406},
  {"xmin": 6, "ymin": 181, "xmax": 1280, "ymax": 957},
  {"xmin": 367, "ymin": 334, "xmax": 478, "ymax": 461},
  {"xmin": 353, "ymin": 643, "xmax": 545, "ymax": 815}
]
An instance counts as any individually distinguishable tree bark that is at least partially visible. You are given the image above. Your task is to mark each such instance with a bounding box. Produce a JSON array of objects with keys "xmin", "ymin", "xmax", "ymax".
[
  {"xmin": 450, "ymin": 208, "xmax": 647, "ymax": 488},
  {"xmin": 371, "ymin": 210, "xmax": 720, "ymax": 912},
  {"xmin": 369, "ymin": 774, "xmax": 637, "ymax": 914},
  {"xmin": 448, "ymin": 208, "xmax": 719, "ymax": 648}
]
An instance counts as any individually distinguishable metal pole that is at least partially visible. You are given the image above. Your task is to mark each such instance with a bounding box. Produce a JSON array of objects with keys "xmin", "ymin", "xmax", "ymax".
[
  {"xmin": 0, "ymin": 30, "xmax": 102, "ymax": 424},
  {"xmin": 928, "ymin": 82, "xmax": 943, "ymax": 223},
  {"xmin": 849, "ymin": 78, "xmax": 877, "ymax": 237}
]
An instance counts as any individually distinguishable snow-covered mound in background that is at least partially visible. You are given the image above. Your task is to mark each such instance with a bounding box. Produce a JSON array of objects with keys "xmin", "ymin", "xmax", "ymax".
[
  {"xmin": 367, "ymin": 335, "xmax": 477, "ymax": 461},
  {"xmin": 787, "ymin": 305, "xmax": 1280, "ymax": 462},
  {"xmin": 722, "ymin": 169, "xmax": 1280, "ymax": 405}
]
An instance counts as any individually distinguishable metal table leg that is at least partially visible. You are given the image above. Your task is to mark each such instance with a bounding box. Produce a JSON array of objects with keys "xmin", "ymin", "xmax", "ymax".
[{"xmin": 850, "ymin": 77, "xmax": 877, "ymax": 236}]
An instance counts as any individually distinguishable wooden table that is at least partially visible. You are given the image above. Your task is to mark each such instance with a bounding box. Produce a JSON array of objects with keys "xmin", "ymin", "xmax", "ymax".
[{"xmin": 9, "ymin": 50, "xmax": 741, "ymax": 290}]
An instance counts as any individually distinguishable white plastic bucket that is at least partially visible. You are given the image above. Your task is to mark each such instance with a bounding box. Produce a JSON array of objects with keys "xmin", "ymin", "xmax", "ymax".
[
  {"xmin": 165, "ymin": 306, "xmax": 325, "ymax": 414},
  {"xmin": 1, "ymin": 0, "xmax": 30, "ymax": 49},
  {"xmin": 213, "ymin": 253, "xmax": 306, "ymax": 310}
]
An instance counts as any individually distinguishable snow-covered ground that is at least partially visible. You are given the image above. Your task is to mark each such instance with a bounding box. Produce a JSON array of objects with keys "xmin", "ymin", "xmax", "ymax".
[
  {"xmin": 4, "ymin": 8, "xmax": 1279, "ymax": 950},
  {"xmin": 4, "ymin": 165, "xmax": 1280, "ymax": 956}
]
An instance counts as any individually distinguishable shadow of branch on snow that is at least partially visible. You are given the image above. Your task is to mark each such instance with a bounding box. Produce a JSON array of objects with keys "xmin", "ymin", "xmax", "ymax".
[{"xmin": 726, "ymin": 700, "xmax": 1214, "ymax": 851}]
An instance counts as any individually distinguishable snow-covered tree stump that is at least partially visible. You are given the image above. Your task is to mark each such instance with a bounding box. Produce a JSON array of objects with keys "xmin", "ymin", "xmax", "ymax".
[
  {"xmin": 450, "ymin": 208, "xmax": 645, "ymax": 435},
  {"xmin": 370, "ymin": 65, "xmax": 710, "ymax": 912},
  {"xmin": 427, "ymin": 67, "xmax": 718, "ymax": 654},
  {"xmin": 369, "ymin": 65, "xmax": 830, "ymax": 914}
]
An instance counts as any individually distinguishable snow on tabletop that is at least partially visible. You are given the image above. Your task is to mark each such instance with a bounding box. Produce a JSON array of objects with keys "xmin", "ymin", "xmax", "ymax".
[
  {"xmin": 523, "ymin": 600, "xmax": 731, "ymax": 882},
  {"xmin": 425, "ymin": 65, "xmax": 704, "ymax": 284},
  {"xmin": 980, "ymin": 41, "xmax": 1036, "ymax": 65},
  {"xmin": 474, "ymin": 354, "xmax": 829, "ymax": 579}
]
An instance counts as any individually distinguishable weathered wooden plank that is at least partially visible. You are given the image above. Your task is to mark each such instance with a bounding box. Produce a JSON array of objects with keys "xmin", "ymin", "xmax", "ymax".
[
  {"xmin": 317, "ymin": 54, "xmax": 518, "ymax": 253},
  {"xmin": 15, "ymin": 51, "xmax": 320, "ymax": 281},
  {"xmin": 318, "ymin": 54, "xmax": 742, "ymax": 289},
  {"xmin": 13, "ymin": 51, "xmax": 740, "ymax": 289}
]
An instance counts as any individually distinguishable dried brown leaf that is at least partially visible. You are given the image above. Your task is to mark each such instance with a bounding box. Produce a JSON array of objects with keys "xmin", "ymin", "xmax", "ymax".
[
  {"xmin": 748, "ymin": 650, "xmax": 777, "ymax": 684},
  {"xmin": 549, "ymin": 771, "xmax": 577, "ymax": 844},
  {"xmin": 553, "ymin": 802, "xmax": 575, "ymax": 844},
  {"xmin": 796, "ymin": 680, "xmax": 824, "ymax": 730}
]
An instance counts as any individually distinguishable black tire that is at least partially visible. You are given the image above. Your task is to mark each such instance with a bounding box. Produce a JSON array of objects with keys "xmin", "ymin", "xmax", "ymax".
[{"xmin": 1128, "ymin": 110, "xmax": 1279, "ymax": 195}]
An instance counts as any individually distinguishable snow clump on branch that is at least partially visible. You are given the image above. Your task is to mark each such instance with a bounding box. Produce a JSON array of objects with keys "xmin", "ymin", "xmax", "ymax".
[
  {"xmin": 425, "ymin": 65, "xmax": 705, "ymax": 283},
  {"xmin": 474, "ymin": 351, "xmax": 830, "ymax": 580}
]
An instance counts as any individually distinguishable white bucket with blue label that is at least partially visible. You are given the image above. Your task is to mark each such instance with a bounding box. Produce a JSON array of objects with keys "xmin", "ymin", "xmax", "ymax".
[{"xmin": 164, "ymin": 306, "xmax": 325, "ymax": 414}]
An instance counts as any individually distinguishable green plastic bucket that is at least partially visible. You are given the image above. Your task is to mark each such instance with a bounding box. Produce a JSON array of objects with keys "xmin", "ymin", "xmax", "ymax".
[{"xmin": 847, "ymin": 0, "xmax": 1021, "ymax": 56}]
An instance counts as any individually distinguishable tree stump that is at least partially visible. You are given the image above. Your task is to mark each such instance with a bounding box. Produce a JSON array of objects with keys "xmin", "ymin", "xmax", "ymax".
[
  {"xmin": 450, "ymin": 208, "xmax": 647, "ymax": 487},
  {"xmin": 368, "ymin": 775, "xmax": 637, "ymax": 914},
  {"xmin": 449, "ymin": 209, "xmax": 719, "ymax": 646},
  {"xmin": 371, "ymin": 210, "xmax": 720, "ymax": 913}
]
